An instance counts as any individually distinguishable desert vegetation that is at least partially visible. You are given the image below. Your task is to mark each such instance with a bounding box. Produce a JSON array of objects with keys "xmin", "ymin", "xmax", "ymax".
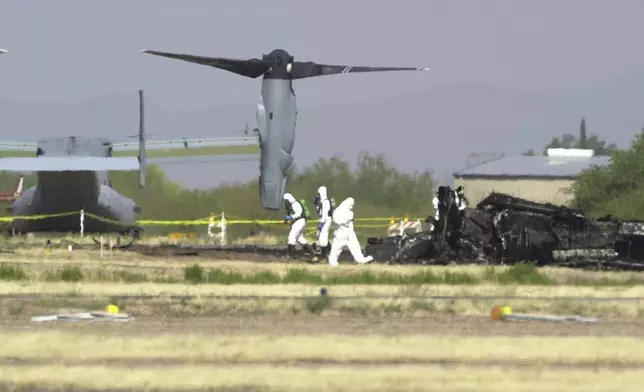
[
  {"xmin": 573, "ymin": 130, "xmax": 644, "ymax": 219},
  {"xmin": 3, "ymin": 250, "xmax": 644, "ymax": 286},
  {"xmin": 1, "ymin": 253, "xmax": 644, "ymax": 321}
]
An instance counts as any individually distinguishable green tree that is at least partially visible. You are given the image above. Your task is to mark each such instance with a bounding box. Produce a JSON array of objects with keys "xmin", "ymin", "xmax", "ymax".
[
  {"xmin": 579, "ymin": 117, "xmax": 588, "ymax": 149},
  {"xmin": 521, "ymin": 118, "xmax": 617, "ymax": 157},
  {"xmin": 542, "ymin": 118, "xmax": 617, "ymax": 156},
  {"xmin": 571, "ymin": 128, "xmax": 644, "ymax": 219}
]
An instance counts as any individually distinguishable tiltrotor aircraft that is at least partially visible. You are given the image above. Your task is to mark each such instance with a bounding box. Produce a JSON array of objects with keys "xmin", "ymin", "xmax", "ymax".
[
  {"xmin": 0, "ymin": 89, "xmax": 259, "ymax": 237},
  {"xmin": 141, "ymin": 48, "xmax": 430, "ymax": 210}
]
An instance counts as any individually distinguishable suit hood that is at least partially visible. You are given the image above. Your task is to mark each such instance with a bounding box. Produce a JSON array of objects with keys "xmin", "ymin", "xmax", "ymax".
[
  {"xmin": 338, "ymin": 197, "xmax": 354, "ymax": 211},
  {"xmin": 283, "ymin": 193, "xmax": 296, "ymax": 203},
  {"xmin": 332, "ymin": 197, "xmax": 355, "ymax": 225},
  {"xmin": 317, "ymin": 186, "xmax": 327, "ymax": 200}
]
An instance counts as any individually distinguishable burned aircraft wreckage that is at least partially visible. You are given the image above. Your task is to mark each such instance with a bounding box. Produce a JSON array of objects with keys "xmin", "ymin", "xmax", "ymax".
[{"xmin": 365, "ymin": 186, "xmax": 644, "ymax": 270}]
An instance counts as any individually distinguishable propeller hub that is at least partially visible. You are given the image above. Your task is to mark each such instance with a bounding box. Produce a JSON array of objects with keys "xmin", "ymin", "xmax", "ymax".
[
  {"xmin": 264, "ymin": 49, "xmax": 295, "ymax": 80},
  {"xmin": 267, "ymin": 49, "xmax": 292, "ymax": 62}
]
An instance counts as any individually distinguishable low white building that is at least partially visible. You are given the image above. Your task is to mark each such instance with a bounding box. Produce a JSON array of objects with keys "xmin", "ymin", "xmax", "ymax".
[{"xmin": 452, "ymin": 148, "xmax": 611, "ymax": 206}]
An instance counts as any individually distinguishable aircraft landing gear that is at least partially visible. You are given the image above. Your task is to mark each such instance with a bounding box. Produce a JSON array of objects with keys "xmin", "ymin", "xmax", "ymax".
[{"xmin": 91, "ymin": 227, "xmax": 143, "ymax": 250}]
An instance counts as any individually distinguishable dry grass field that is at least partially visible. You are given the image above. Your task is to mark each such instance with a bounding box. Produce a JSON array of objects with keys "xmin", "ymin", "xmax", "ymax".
[
  {"xmin": 4, "ymin": 247, "xmax": 644, "ymax": 284},
  {"xmin": 2, "ymin": 364, "xmax": 642, "ymax": 392},
  {"xmin": 1, "ymin": 244, "xmax": 644, "ymax": 391},
  {"xmin": 1, "ymin": 315, "xmax": 644, "ymax": 391}
]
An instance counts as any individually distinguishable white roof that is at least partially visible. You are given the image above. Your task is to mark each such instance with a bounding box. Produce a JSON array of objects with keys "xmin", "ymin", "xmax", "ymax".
[{"xmin": 546, "ymin": 148, "xmax": 595, "ymax": 158}]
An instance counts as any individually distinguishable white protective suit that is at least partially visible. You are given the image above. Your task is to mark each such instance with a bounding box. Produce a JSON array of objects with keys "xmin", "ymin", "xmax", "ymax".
[
  {"xmin": 328, "ymin": 197, "xmax": 373, "ymax": 266},
  {"xmin": 284, "ymin": 193, "xmax": 308, "ymax": 246},
  {"xmin": 430, "ymin": 195, "xmax": 439, "ymax": 231},
  {"xmin": 432, "ymin": 196, "xmax": 439, "ymax": 219},
  {"xmin": 455, "ymin": 192, "xmax": 468, "ymax": 211},
  {"xmin": 316, "ymin": 186, "xmax": 332, "ymax": 248}
]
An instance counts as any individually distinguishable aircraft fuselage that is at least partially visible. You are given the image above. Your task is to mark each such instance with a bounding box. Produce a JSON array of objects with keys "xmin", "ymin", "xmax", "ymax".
[
  {"xmin": 8, "ymin": 136, "xmax": 139, "ymax": 234},
  {"xmin": 257, "ymin": 77, "xmax": 296, "ymax": 209}
]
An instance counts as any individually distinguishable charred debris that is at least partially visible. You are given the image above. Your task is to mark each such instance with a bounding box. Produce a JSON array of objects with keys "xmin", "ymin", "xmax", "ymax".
[{"xmin": 365, "ymin": 186, "xmax": 644, "ymax": 271}]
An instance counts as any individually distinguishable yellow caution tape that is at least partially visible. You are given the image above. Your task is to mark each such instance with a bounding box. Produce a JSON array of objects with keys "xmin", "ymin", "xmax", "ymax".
[
  {"xmin": 168, "ymin": 232, "xmax": 198, "ymax": 240},
  {"xmin": 0, "ymin": 211, "xmax": 79, "ymax": 222},
  {"xmin": 0, "ymin": 210, "xmax": 423, "ymax": 228}
]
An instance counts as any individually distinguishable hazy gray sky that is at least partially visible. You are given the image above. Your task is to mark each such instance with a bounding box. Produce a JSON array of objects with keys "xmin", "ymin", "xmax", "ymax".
[{"xmin": 2, "ymin": 1, "xmax": 644, "ymax": 188}]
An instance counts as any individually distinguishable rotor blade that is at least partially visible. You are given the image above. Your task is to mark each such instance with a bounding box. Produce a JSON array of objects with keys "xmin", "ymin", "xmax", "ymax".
[
  {"xmin": 141, "ymin": 50, "xmax": 273, "ymax": 78},
  {"xmin": 290, "ymin": 61, "xmax": 430, "ymax": 80}
]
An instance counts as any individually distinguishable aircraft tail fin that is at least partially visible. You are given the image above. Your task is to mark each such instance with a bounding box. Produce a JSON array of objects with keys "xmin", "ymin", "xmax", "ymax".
[{"xmin": 138, "ymin": 89, "xmax": 146, "ymax": 187}]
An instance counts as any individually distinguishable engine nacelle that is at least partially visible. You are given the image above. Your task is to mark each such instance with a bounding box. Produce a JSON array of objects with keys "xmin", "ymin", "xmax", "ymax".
[{"xmin": 254, "ymin": 96, "xmax": 294, "ymax": 210}]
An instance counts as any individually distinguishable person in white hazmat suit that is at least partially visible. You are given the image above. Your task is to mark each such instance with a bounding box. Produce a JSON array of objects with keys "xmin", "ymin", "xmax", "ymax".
[
  {"xmin": 327, "ymin": 197, "xmax": 374, "ymax": 266},
  {"xmin": 454, "ymin": 186, "xmax": 469, "ymax": 230},
  {"xmin": 430, "ymin": 192, "xmax": 439, "ymax": 231},
  {"xmin": 283, "ymin": 192, "xmax": 313, "ymax": 257},
  {"xmin": 455, "ymin": 186, "xmax": 468, "ymax": 211},
  {"xmin": 313, "ymin": 185, "xmax": 333, "ymax": 259}
]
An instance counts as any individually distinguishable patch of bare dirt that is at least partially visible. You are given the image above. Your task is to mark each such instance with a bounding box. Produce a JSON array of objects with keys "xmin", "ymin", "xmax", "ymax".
[
  {"xmin": 123, "ymin": 244, "xmax": 356, "ymax": 263},
  {"xmin": 2, "ymin": 314, "xmax": 643, "ymax": 337}
]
